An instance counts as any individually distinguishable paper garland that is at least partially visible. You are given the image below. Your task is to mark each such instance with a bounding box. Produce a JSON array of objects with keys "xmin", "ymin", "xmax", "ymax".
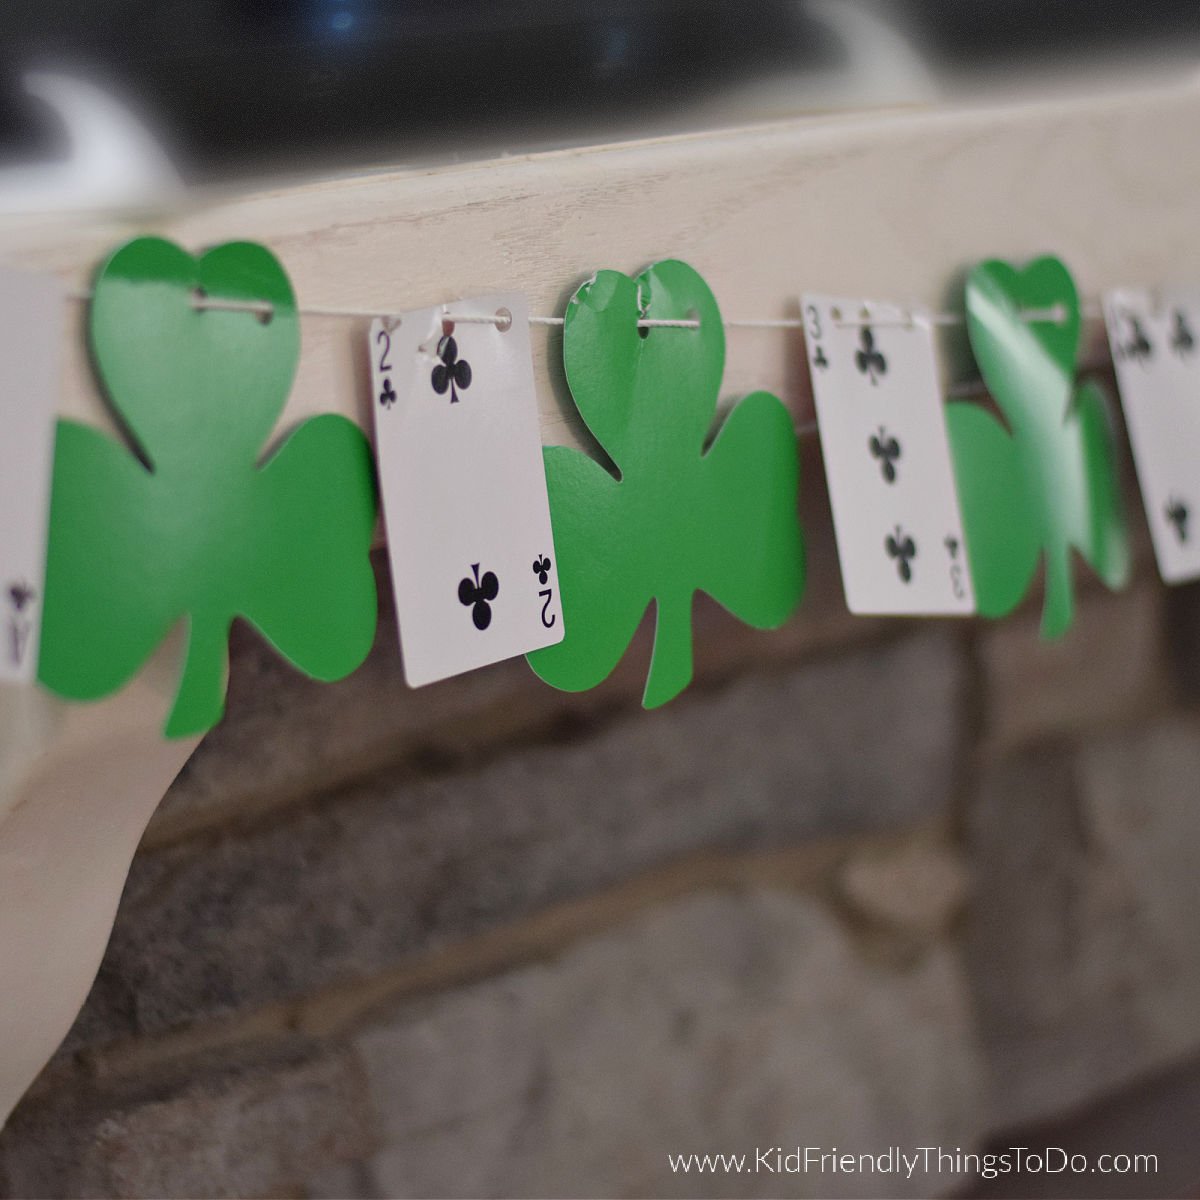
[
  {"xmin": 526, "ymin": 261, "xmax": 805, "ymax": 708},
  {"xmin": 945, "ymin": 256, "xmax": 1130, "ymax": 638},
  {"xmin": 37, "ymin": 237, "xmax": 378, "ymax": 737},
  {"xmin": 16, "ymin": 239, "xmax": 1160, "ymax": 737}
]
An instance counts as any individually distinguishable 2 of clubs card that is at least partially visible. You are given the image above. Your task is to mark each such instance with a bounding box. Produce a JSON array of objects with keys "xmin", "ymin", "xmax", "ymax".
[
  {"xmin": 1104, "ymin": 289, "xmax": 1200, "ymax": 583},
  {"xmin": 804, "ymin": 295, "xmax": 975, "ymax": 616},
  {"xmin": 370, "ymin": 294, "xmax": 563, "ymax": 686}
]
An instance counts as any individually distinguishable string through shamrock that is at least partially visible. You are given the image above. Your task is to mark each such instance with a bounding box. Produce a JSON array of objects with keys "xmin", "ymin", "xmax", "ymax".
[
  {"xmin": 945, "ymin": 256, "xmax": 1129, "ymax": 639},
  {"xmin": 432, "ymin": 326, "xmax": 472, "ymax": 403},
  {"xmin": 67, "ymin": 286, "xmax": 1115, "ymax": 334},
  {"xmin": 39, "ymin": 237, "xmax": 379, "ymax": 737},
  {"xmin": 526, "ymin": 260, "xmax": 804, "ymax": 709}
]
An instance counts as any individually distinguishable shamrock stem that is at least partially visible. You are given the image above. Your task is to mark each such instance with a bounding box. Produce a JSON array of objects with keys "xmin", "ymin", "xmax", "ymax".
[
  {"xmin": 1040, "ymin": 546, "xmax": 1074, "ymax": 641},
  {"xmin": 644, "ymin": 589, "xmax": 695, "ymax": 709},
  {"xmin": 165, "ymin": 616, "xmax": 230, "ymax": 738}
]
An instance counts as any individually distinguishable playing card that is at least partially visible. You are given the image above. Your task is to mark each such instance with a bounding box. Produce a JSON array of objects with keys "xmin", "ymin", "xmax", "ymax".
[
  {"xmin": 370, "ymin": 294, "xmax": 563, "ymax": 686},
  {"xmin": 1105, "ymin": 288, "xmax": 1200, "ymax": 582},
  {"xmin": 0, "ymin": 267, "xmax": 63, "ymax": 682},
  {"xmin": 804, "ymin": 294, "xmax": 975, "ymax": 615}
]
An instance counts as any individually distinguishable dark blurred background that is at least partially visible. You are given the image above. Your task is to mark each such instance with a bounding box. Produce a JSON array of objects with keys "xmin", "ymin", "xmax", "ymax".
[{"xmin": 2, "ymin": 0, "xmax": 1200, "ymax": 190}]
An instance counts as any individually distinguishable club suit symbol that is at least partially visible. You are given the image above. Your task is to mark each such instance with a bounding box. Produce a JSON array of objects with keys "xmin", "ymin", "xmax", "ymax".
[
  {"xmin": 869, "ymin": 427, "xmax": 901, "ymax": 483},
  {"xmin": 459, "ymin": 563, "xmax": 499, "ymax": 630},
  {"xmin": 886, "ymin": 527, "xmax": 917, "ymax": 583},
  {"xmin": 432, "ymin": 335, "xmax": 472, "ymax": 403},
  {"xmin": 1166, "ymin": 496, "xmax": 1189, "ymax": 544},
  {"xmin": 855, "ymin": 327, "xmax": 887, "ymax": 384}
]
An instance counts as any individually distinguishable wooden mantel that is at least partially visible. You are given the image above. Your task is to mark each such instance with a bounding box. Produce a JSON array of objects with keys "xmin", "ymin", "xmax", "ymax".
[{"xmin": 2, "ymin": 73, "xmax": 1200, "ymax": 1120}]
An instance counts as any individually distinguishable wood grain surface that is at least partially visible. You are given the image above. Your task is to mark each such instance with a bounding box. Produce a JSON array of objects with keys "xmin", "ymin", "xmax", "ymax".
[{"xmin": 0, "ymin": 73, "xmax": 1197, "ymax": 1124}]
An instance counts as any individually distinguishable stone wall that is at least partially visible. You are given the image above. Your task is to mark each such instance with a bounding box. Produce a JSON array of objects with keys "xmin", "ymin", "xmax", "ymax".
[{"xmin": 3, "ymin": 467, "xmax": 1200, "ymax": 1197}]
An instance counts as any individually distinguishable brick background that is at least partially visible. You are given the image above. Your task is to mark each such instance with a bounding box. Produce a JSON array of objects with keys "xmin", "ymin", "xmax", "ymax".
[{"xmin": 4, "ymin": 526, "xmax": 1200, "ymax": 1197}]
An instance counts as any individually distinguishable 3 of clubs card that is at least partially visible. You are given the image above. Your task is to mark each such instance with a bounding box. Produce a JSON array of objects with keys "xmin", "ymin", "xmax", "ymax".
[
  {"xmin": 370, "ymin": 294, "xmax": 564, "ymax": 687},
  {"xmin": 1105, "ymin": 289, "xmax": 1200, "ymax": 582},
  {"xmin": 804, "ymin": 295, "xmax": 975, "ymax": 615}
]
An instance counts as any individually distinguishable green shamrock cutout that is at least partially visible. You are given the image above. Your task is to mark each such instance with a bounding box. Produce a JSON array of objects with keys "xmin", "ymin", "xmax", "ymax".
[
  {"xmin": 38, "ymin": 237, "xmax": 379, "ymax": 737},
  {"xmin": 946, "ymin": 256, "xmax": 1130, "ymax": 638},
  {"xmin": 527, "ymin": 260, "xmax": 805, "ymax": 707}
]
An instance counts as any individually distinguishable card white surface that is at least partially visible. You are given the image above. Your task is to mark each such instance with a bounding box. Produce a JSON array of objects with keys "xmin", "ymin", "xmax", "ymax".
[
  {"xmin": 370, "ymin": 295, "xmax": 563, "ymax": 686},
  {"xmin": 804, "ymin": 295, "xmax": 974, "ymax": 615},
  {"xmin": 0, "ymin": 268, "xmax": 62, "ymax": 682},
  {"xmin": 1105, "ymin": 288, "xmax": 1200, "ymax": 583}
]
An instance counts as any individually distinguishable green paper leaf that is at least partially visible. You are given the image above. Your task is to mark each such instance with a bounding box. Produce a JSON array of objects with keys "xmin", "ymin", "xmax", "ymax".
[
  {"xmin": 527, "ymin": 260, "xmax": 805, "ymax": 707},
  {"xmin": 946, "ymin": 256, "xmax": 1130, "ymax": 638},
  {"xmin": 38, "ymin": 237, "xmax": 378, "ymax": 737}
]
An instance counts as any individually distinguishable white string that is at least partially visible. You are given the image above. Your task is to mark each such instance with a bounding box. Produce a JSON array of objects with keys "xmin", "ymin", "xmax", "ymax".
[
  {"xmin": 829, "ymin": 302, "xmax": 1105, "ymax": 329},
  {"xmin": 65, "ymin": 287, "xmax": 1115, "ymax": 443},
  {"xmin": 65, "ymin": 289, "xmax": 1108, "ymax": 330}
]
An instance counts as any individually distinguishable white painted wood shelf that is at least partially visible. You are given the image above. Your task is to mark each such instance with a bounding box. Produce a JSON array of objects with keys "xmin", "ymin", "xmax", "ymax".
[{"xmin": 2, "ymin": 75, "xmax": 1199, "ymax": 1122}]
